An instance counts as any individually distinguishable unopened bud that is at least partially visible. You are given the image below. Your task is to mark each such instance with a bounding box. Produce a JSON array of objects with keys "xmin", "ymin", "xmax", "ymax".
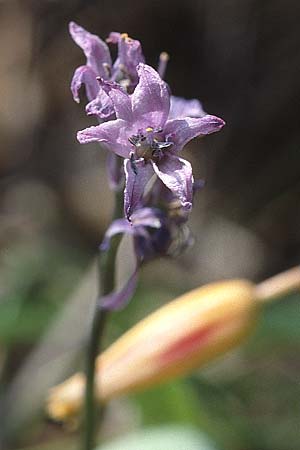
[{"xmin": 47, "ymin": 279, "xmax": 258, "ymax": 422}]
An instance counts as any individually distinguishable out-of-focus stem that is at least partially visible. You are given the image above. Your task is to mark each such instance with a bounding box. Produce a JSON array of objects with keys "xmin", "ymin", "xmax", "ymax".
[
  {"xmin": 255, "ymin": 266, "xmax": 300, "ymax": 303},
  {"xmin": 83, "ymin": 188, "xmax": 123, "ymax": 450},
  {"xmin": 83, "ymin": 307, "xmax": 108, "ymax": 450}
]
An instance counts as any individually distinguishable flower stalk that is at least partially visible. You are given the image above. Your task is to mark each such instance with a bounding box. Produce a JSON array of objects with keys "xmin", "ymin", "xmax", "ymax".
[
  {"xmin": 83, "ymin": 188, "xmax": 123, "ymax": 450},
  {"xmin": 83, "ymin": 306, "xmax": 107, "ymax": 450}
]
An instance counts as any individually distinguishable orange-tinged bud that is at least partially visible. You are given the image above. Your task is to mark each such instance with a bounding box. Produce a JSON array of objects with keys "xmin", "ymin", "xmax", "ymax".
[{"xmin": 47, "ymin": 280, "xmax": 258, "ymax": 422}]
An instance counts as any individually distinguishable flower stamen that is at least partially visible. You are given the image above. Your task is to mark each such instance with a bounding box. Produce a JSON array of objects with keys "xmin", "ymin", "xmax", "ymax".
[{"xmin": 128, "ymin": 128, "xmax": 173, "ymax": 168}]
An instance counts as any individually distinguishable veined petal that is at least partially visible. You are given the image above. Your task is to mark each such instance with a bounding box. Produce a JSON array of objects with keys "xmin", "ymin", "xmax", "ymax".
[
  {"xmin": 164, "ymin": 115, "xmax": 225, "ymax": 153},
  {"xmin": 152, "ymin": 155, "xmax": 194, "ymax": 211},
  {"xmin": 132, "ymin": 63, "xmax": 170, "ymax": 129},
  {"xmin": 71, "ymin": 65, "xmax": 99, "ymax": 102},
  {"xmin": 69, "ymin": 22, "xmax": 112, "ymax": 78},
  {"xmin": 77, "ymin": 119, "xmax": 131, "ymax": 158},
  {"xmin": 124, "ymin": 159, "xmax": 154, "ymax": 219},
  {"xmin": 169, "ymin": 96, "xmax": 206, "ymax": 119},
  {"xmin": 98, "ymin": 79, "xmax": 133, "ymax": 121},
  {"xmin": 85, "ymin": 87, "xmax": 115, "ymax": 119}
]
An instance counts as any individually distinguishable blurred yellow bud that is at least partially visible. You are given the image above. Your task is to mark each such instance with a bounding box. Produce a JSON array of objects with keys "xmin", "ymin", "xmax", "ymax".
[{"xmin": 47, "ymin": 279, "xmax": 258, "ymax": 422}]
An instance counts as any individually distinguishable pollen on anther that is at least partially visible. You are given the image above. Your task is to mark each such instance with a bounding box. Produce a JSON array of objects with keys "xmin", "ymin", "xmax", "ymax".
[
  {"xmin": 160, "ymin": 52, "xmax": 170, "ymax": 62},
  {"xmin": 121, "ymin": 33, "xmax": 132, "ymax": 42},
  {"xmin": 146, "ymin": 127, "xmax": 154, "ymax": 132}
]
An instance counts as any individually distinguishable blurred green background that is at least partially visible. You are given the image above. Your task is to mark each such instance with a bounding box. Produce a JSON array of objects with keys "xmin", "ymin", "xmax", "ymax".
[{"xmin": 1, "ymin": 0, "xmax": 300, "ymax": 449}]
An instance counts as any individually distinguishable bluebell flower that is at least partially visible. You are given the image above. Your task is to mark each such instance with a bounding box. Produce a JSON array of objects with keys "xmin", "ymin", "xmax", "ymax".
[
  {"xmin": 99, "ymin": 178, "xmax": 203, "ymax": 310},
  {"xmin": 77, "ymin": 64, "xmax": 225, "ymax": 218},
  {"xmin": 69, "ymin": 22, "xmax": 145, "ymax": 120}
]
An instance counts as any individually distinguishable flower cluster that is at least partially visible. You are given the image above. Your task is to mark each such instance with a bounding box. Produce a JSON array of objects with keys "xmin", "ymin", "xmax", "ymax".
[{"xmin": 69, "ymin": 22, "xmax": 225, "ymax": 308}]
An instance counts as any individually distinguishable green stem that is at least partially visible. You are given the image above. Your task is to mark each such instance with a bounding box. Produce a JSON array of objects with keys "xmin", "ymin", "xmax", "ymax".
[{"xmin": 83, "ymin": 190, "xmax": 123, "ymax": 450}]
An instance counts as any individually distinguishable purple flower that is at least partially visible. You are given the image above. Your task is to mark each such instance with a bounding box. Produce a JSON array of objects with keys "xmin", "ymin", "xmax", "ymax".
[
  {"xmin": 99, "ymin": 207, "xmax": 162, "ymax": 310},
  {"xmin": 106, "ymin": 32, "xmax": 145, "ymax": 89},
  {"xmin": 77, "ymin": 64, "xmax": 225, "ymax": 218},
  {"xmin": 101, "ymin": 207, "xmax": 163, "ymax": 258},
  {"xmin": 169, "ymin": 96, "xmax": 206, "ymax": 119},
  {"xmin": 100, "ymin": 198, "xmax": 194, "ymax": 310},
  {"xmin": 99, "ymin": 174, "xmax": 203, "ymax": 310},
  {"xmin": 69, "ymin": 22, "xmax": 145, "ymax": 119},
  {"xmin": 99, "ymin": 167, "xmax": 204, "ymax": 310}
]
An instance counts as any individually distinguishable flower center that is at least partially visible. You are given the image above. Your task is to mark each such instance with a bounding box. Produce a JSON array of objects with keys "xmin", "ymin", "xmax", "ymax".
[{"xmin": 129, "ymin": 127, "xmax": 173, "ymax": 163}]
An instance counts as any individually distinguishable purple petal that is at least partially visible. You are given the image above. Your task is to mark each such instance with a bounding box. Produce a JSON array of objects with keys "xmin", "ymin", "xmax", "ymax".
[
  {"xmin": 71, "ymin": 65, "xmax": 99, "ymax": 102},
  {"xmin": 85, "ymin": 87, "xmax": 115, "ymax": 119},
  {"xmin": 98, "ymin": 79, "xmax": 133, "ymax": 121},
  {"xmin": 169, "ymin": 96, "xmax": 206, "ymax": 119},
  {"xmin": 144, "ymin": 178, "xmax": 171, "ymax": 205},
  {"xmin": 100, "ymin": 218, "xmax": 135, "ymax": 251},
  {"xmin": 130, "ymin": 207, "xmax": 162, "ymax": 228},
  {"xmin": 124, "ymin": 159, "xmax": 154, "ymax": 219},
  {"xmin": 108, "ymin": 32, "xmax": 145, "ymax": 86},
  {"xmin": 152, "ymin": 155, "xmax": 194, "ymax": 211},
  {"xmin": 101, "ymin": 208, "xmax": 160, "ymax": 252},
  {"xmin": 101, "ymin": 265, "xmax": 139, "ymax": 310},
  {"xmin": 69, "ymin": 22, "xmax": 111, "ymax": 78},
  {"xmin": 132, "ymin": 63, "xmax": 170, "ymax": 129},
  {"xmin": 77, "ymin": 119, "xmax": 132, "ymax": 158},
  {"xmin": 164, "ymin": 115, "xmax": 225, "ymax": 153},
  {"xmin": 100, "ymin": 208, "xmax": 161, "ymax": 252}
]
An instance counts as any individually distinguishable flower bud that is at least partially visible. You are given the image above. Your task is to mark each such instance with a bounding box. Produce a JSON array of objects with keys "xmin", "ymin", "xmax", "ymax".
[{"xmin": 47, "ymin": 279, "xmax": 258, "ymax": 422}]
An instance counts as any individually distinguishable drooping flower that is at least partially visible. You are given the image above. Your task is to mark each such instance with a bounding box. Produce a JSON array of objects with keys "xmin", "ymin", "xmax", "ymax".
[
  {"xmin": 98, "ymin": 207, "xmax": 163, "ymax": 310},
  {"xmin": 69, "ymin": 22, "xmax": 145, "ymax": 120},
  {"xmin": 97, "ymin": 176, "xmax": 204, "ymax": 310},
  {"xmin": 77, "ymin": 64, "xmax": 225, "ymax": 218}
]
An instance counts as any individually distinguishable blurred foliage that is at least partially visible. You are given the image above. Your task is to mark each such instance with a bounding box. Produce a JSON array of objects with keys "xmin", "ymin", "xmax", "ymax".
[
  {"xmin": 0, "ymin": 240, "xmax": 87, "ymax": 345},
  {"xmin": 96, "ymin": 426, "xmax": 218, "ymax": 450}
]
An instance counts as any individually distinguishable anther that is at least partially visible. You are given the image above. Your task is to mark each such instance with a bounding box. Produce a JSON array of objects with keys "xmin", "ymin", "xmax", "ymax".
[{"xmin": 158, "ymin": 52, "xmax": 170, "ymax": 79}]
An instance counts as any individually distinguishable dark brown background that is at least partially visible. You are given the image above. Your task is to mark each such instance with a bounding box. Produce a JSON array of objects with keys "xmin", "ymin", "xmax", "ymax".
[{"xmin": 2, "ymin": 0, "xmax": 300, "ymax": 279}]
